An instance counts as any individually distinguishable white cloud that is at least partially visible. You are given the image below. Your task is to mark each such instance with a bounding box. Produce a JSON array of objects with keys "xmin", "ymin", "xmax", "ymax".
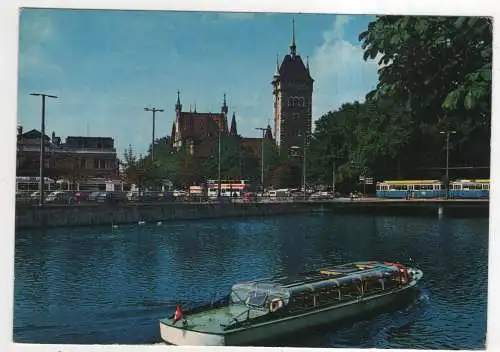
[{"xmin": 310, "ymin": 15, "xmax": 380, "ymax": 119}]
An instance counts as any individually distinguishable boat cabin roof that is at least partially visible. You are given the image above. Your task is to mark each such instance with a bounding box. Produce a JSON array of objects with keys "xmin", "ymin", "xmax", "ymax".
[{"xmin": 231, "ymin": 261, "xmax": 401, "ymax": 299}]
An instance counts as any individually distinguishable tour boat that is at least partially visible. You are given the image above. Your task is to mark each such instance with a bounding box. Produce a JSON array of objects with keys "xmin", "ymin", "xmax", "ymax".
[{"xmin": 159, "ymin": 261, "xmax": 423, "ymax": 346}]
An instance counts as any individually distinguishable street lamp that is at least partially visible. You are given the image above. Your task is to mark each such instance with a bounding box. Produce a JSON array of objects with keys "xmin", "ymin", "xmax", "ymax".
[
  {"xmin": 298, "ymin": 131, "xmax": 309, "ymax": 199},
  {"xmin": 332, "ymin": 157, "xmax": 336, "ymax": 197},
  {"xmin": 218, "ymin": 125, "xmax": 222, "ymax": 197},
  {"xmin": 255, "ymin": 127, "xmax": 266, "ymax": 190},
  {"xmin": 144, "ymin": 107, "xmax": 164, "ymax": 162},
  {"xmin": 440, "ymin": 130, "xmax": 456, "ymax": 199},
  {"xmin": 30, "ymin": 93, "xmax": 58, "ymax": 207}
]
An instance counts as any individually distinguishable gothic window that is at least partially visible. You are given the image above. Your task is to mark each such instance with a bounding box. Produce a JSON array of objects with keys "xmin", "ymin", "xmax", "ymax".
[{"xmin": 288, "ymin": 96, "xmax": 305, "ymax": 108}]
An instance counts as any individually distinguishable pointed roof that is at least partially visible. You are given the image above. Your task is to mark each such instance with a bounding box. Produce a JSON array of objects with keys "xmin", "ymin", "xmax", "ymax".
[
  {"xmin": 274, "ymin": 54, "xmax": 280, "ymax": 78},
  {"xmin": 274, "ymin": 17, "xmax": 313, "ymax": 83},
  {"xmin": 175, "ymin": 90, "xmax": 182, "ymax": 111},
  {"xmin": 290, "ymin": 17, "xmax": 296, "ymax": 57},
  {"xmin": 229, "ymin": 112, "xmax": 238, "ymax": 136},
  {"xmin": 171, "ymin": 121, "xmax": 176, "ymax": 141},
  {"xmin": 278, "ymin": 54, "xmax": 313, "ymax": 81},
  {"xmin": 265, "ymin": 124, "xmax": 273, "ymax": 140},
  {"xmin": 221, "ymin": 93, "xmax": 228, "ymax": 114}
]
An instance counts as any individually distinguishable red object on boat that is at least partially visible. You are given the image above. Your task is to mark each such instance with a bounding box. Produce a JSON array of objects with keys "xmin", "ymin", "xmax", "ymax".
[
  {"xmin": 172, "ymin": 304, "xmax": 183, "ymax": 324},
  {"xmin": 383, "ymin": 261, "xmax": 409, "ymax": 282}
]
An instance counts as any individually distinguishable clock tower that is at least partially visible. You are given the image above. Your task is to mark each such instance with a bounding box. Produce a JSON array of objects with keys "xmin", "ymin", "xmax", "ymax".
[{"xmin": 272, "ymin": 18, "xmax": 314, "ymax": 155}]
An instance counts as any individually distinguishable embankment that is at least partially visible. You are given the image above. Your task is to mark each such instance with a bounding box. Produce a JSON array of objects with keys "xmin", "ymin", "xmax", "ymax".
[{"xmin": 15, "ymin": 199, "xmax": 489, "ymax": 230}]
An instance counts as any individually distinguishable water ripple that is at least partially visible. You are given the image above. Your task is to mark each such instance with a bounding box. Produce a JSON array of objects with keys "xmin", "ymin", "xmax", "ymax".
[{"xmin": 14, "ymin": 214, "xmax": 488, "ymax": 348}]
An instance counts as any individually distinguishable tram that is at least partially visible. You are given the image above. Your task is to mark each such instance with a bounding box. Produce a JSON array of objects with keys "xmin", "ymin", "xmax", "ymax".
[
  {"xmin": 449, "ymin": 179, "xmax": 490, "ymax": 199},
  {"xmin": 376, "ymin": 180, "xmax": 442, "ymax": 199},
  {"xmin": 376, "ymin": 179, "xmax": 490, "ymax": 199}
]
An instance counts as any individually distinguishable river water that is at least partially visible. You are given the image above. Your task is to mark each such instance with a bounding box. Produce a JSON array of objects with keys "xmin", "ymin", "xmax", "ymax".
[{"xmin": 14, "ymin": 212, "xmax": 488, "ymax": 349}]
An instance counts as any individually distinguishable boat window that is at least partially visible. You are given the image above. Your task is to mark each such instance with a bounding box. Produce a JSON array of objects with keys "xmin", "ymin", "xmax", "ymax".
[
  {"xmin": 230, "ymin": 286, "xmax": 252, "ymax": 304},
  {"xmin": 247, "ymin": 293, "xmax": 267, "ymax": 307}
]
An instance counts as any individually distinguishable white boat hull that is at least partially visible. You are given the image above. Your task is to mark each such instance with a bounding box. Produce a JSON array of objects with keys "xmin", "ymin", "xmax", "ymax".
[{"xmin": 160, "ymin": 272, "xmax": 421, "ymax": 346}]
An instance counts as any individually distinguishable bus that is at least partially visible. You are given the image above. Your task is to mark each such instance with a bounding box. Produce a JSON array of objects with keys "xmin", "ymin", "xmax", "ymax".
[
  {"xmin": 376, "ymin": 180, "xmax": 442, "ymax": 199},
  {"xmin": 206, "ymin": 180, "xmax": 249, "ymax": 198},
  {"xmin": 449, "ymin": 179, "xmax": 490, "ymax": 199}
]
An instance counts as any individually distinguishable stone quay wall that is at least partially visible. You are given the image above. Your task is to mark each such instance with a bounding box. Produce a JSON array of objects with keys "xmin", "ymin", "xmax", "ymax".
[{"xmin": 15, "ymin": 199, "xmax": 489, "ymax": 230}]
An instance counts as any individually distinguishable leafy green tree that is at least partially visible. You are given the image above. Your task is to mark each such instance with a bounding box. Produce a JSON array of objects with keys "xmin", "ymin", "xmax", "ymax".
[
  {"xmin": 270, "ymin": 161, "xmax": 302, "ymax": 188},
  {"xmin": 359, "ymin": 16, "xmax": 492, "ymax": 170}
]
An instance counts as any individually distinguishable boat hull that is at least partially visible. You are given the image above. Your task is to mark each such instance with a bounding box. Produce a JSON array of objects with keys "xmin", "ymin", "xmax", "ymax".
[{"xmin": 160, "ymin": 276, "xmax": 420, "ymax": 346}]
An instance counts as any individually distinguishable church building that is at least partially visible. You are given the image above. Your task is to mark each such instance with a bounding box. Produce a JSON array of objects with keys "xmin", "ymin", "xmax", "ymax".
[
  {"xmin": 170, "ymin": 92, "xmax": 238, "ymax": 156},
  {"xmin": 272, "ymin": 18, "xmax": 314, "ymax": 155}
]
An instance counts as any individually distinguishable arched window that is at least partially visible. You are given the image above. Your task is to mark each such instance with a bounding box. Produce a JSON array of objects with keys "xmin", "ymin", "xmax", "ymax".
[
  {"xmin": 288, "ymin": 97, "xmax": 294, "ymax": 108},
  {"xmin": 293, "ymin": 97, "xmax": 299, "ymax": 107},
  {"xmin": 299, "ymin": 97, "xmax": 305, "ymax": 107}
]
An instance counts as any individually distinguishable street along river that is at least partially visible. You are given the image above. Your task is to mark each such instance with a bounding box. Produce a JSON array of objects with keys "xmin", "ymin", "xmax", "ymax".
[{"xmin": 14, "ymin": 211, "xmax": 488, "ymax": 349}]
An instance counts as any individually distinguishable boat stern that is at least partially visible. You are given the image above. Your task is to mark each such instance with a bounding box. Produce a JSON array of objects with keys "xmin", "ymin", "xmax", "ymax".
[{"xmin": 159, "ymin": 319, "xmax": 226, "ymax": 346}]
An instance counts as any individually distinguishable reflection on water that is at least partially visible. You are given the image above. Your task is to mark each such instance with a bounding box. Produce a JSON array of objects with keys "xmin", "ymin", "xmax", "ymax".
[{"xmin": 14, "ymin": 213, "xmax": 488, "ymax": 348}]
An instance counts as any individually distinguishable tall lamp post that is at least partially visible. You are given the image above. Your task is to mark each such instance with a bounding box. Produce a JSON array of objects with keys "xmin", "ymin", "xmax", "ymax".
[
  {"xmin": 30, "ymin": 93, "xmax": 58, "ymax": 207},
  {"xmin": 144, "ymin": 107, "xmax": 164, "ymax": 162},
  {"xmin": 332, "ymin": 158, "xmax": 336, "ymax": 197},
  {"xmin": 299, "ymin": 131, "xmax": 309, "ymax": 199},
  {"xmin": 440, "ymin": 130, "xmax": 456, "ymax": 199},
  {"xmin": 218, "ymin": 126, "xmax": 222, "ymax": 197},
  {"xmin": 255, "ymin": 127, "xmax": 266, "ymax": 190}
]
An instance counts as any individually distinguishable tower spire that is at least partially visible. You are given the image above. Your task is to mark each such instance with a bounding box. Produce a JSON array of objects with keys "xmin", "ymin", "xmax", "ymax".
[
  {"xmin": 290, "ymin": 16, "xmax": 296, "ymax": 56},
  {"xmin": 221, "ymin": 93, "xmax": 228, "ymax": 114},
  {"xmin": 306, "ymin": 56, "xmax": 310, "ymax": 71},
  {"xmin": 175, "ymin": 90, "xmax": 182, "ymax": 112},
  {"xmin": 275, "ymin": 53, "xmax": 280, "ymax": 76},
  {"xmin": 230, "ymin": 111, "xmax": 237, "ymax": 136}
]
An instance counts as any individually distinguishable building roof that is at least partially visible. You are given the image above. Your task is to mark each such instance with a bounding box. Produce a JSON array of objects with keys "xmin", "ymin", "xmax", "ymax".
[
  {"xmin": 279, "ymin": 54, "xmax": 313, "ymax": 82},
  {"xmin": 178, "ymin": 112, "xmax": 227, "ymax": 141},
  {"xmin": 229, "ymin": 113, "xmax": 237, "ymax": 136},
  {"xmin": 21, "ymin": 129, "xmax": 50, "ymax": 140},
  {"xmin": 66, "ymin": 136, "xmax": 114, "ymax": 141}
]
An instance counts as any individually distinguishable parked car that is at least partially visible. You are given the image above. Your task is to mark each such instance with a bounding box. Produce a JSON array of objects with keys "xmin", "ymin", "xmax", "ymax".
[
  {"xmin": 30, "ymin": 191, "xmax": 41, "ymax": 200},
  {"xmin": 96, "ymin": 191, "xmax": 128, "ymax": 203},
  {"xmin": 243, "ymin": 192, "xmax": 256, "ymax": 201},
  {"xmin": 87, "ymin": 191, "xmax": 103, "ymax": 202},
  {"xmin": 173, "ymin": 190, "xmax": 188, "ymax": 197},
  {"xmin": 45, "ymin": 191, "xmax": 75, "ymax": 204},
  {"xmin": 139, "ymin": 191, "xmax": 161, "ymax": 202},
  {"xmin": 126, "ymin": 191, "xmax": 140, "ymax": 201},
  {"xmin": 16, "ymin": 192, "xmax": 31, "ymax": 204},
  {"xmin": 158, "ymin": 191, "xmax": 176, "ymax": 201}
]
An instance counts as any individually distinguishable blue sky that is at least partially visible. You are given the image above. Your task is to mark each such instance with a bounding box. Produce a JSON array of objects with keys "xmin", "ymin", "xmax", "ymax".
[{"xmin": 18, "ymin": 9, "xmax": 379, "ymax": 157}]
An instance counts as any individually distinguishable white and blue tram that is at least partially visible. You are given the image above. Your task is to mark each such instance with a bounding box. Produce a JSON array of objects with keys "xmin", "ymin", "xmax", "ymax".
[
  {"xmin": 376, "ymin": 179, "xmax": 490, "ymax": 199},
  {"xmin": 449, "ymin": 179, "xmax": 489, "ymax": 199},
  {"xmin": 376, "ymin": 180, "xmax": 442, "ymax": 199}
]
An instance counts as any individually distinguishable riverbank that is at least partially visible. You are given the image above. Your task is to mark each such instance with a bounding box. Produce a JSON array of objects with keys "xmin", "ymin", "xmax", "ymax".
[{"xmin": 15, "ymin": 198, "xmax": 489, "ymax": 230}]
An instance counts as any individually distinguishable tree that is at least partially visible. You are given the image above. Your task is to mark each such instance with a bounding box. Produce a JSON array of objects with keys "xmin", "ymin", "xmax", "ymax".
[
  {"xmin": 359, "ymin": 16, "xmax": 492, "ymax": 169},
  {"xmin": 270, "ymin": 161, "xmax": 302, "ymax": 188}
]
